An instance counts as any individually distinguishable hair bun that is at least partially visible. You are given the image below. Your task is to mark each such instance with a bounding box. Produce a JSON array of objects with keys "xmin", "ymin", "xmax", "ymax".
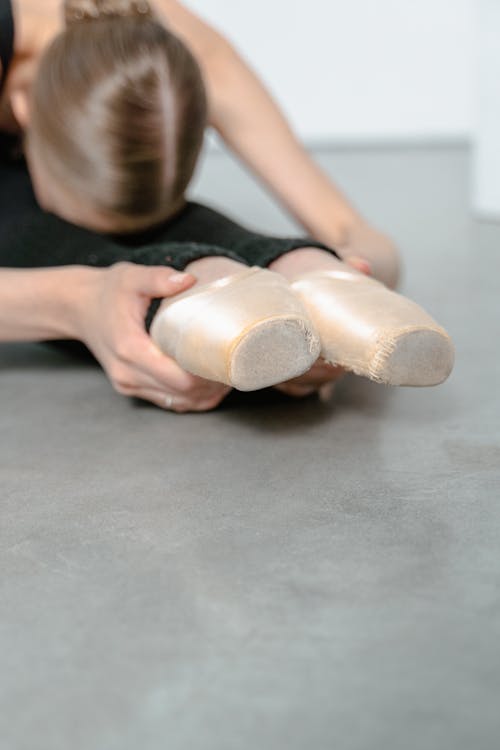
[{"xmin": 65, "ymin": 0, "xmax": 152, "ymax": 26}]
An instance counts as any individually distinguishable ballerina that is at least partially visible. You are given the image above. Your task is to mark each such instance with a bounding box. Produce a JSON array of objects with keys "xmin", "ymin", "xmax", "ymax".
[{"xmin": 0, "ymin": 0, "xmax": 454, "ymax": 410}]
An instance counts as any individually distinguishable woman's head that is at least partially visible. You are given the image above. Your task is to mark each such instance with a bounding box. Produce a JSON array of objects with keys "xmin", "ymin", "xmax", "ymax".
[{"xmin": 24, "ymin": 0, "xmax": 207, "ymax": 233}]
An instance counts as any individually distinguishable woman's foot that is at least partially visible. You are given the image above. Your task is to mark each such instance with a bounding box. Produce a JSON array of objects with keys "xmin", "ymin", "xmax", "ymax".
[
  {"xmin": 269, "ymin": 248, "xmax": 370, "ymax": 399},
  {"xmin": 269, "ymin": 246, "xmax": 454, "ymax": 388},
  {"xmin": 150, "ymin": 260, "xmax": 321, "ymax": 391},
  {"xmin": 335, "ymin": 219, "xmax": 401, "ymax": 290}
]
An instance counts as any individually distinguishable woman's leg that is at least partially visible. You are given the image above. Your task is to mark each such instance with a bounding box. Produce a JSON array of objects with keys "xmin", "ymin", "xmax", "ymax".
[
  {"xmin": 118, "ymin": 199, "xmax": 343, "ymax": 269},
  {"xmin": 1, "ymin": 158, "xmax": 345, "ymax": 282},
  {"xmin": 0, "ymin": 162, "xmax": 257, "ymax": 325},
  {"xmin": 147, "ymin": 200, "xmax": 388, "ymax": 284},
  {"xmin": 1, "ymin": 161, "xmax": 352, "ymax": 335}
]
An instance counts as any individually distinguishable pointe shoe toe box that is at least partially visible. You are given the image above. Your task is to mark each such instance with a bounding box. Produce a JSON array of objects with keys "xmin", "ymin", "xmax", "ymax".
[
  {"xmin": 369, "ymin": 325, "xmax": 455, "ymax": 386},
  {"xmin": 151, "ymin": 266, "xmax": 320, "ymax": 390},
  {"xmin": 230, "ymin": 315, "xmax": 320, "ymax": 391},
  {"xmin": 291, "ymin": 270, "xmax": 455, "ymax": 387}
]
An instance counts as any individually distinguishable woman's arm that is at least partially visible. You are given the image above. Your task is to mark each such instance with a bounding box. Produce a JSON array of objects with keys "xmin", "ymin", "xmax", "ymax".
[
  {"xmin": 154, "ymin": 1, "xmax": 358, "ymax": 245},
  {"xmin": 0, "ymin": 263, "xmax": 231, "ymax": 412},
  {"xmin": 154, "ymin": 1, "xmax": 400, "ymax": 287},
  {"xmin": 207, "ymin": 46, "xmax": 361, "ymax": 248},
  {"xmin": 208, "ymin": 45, "xmax": 401, "ymax": 288},
  {"xmin": 0, "ymin": 266, "xmax": 95, "ymax": 341}
]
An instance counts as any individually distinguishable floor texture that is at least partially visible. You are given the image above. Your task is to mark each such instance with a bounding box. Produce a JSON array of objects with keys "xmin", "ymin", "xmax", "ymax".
[{"xmin": 1, "ymin": 143, "xmax": 499, "ymax": 750}]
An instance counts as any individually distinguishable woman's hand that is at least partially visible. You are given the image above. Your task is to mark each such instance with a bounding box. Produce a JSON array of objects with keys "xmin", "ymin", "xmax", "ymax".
[
  {"xmin": 74, "ymin": 262, "xmax": 232, "ymax": 413},
  {"xmin": 273, "ymin": 358, "xmax": 346, "ymax": 400},
  {"xmin": 336, "ymin": 220, "xmax": 401, "ymax": 290}
]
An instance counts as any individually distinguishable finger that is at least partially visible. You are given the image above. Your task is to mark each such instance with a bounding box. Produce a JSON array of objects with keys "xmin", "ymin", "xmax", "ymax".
[
  {"xmin": 310, "ymin": 367, "xmax": 346, "ymax": 385},
  {"xmin": 130, "ymin": 387, "xmax": 227, "ymax": 413},
  {"xmin": 126, "ymin": 265, "xmax": 197, "ymax": 298},
  {"xmin": 143, "ymin": 352, "xmax": 229, "ymax": 398},
  {"xmin": 274, "ymin": 366, "xmax": 346, "ymax": 395},
  {"xmin": 129, "ymin": 388, "xmax": 193, "ymax": 413},
  {"xmin": 108, "ymin": 363, "xmax": 196, "ymax": 398},
  {"xmin": 276, "ymin": 380, "xmax": 339, "ymax": 400},
  {"xmin": 119, "ymin": 330, "xmax": 222, "ymax": 395},
  {"xmin": 344, "ymin": 256, "xmax": 373, "ymax": 276},
  {"xmin": 278, "ymin": 364, "xmax": 346, "ymax": 388},
  {"xmin": 274, "ymin": 384, "xmax": 318, "ymax": 398},
  {"xmin": 109, "ymin": 326, "xmax": 231, "ymax": 401},
  {"xmin": 319, "ymin": 382, "xmax": 337, "ymax": 402}
]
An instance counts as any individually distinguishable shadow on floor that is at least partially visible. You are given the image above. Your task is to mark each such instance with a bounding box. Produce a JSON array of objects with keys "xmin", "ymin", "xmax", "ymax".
[{"xmin": 0, "ymin": 340, "xmax": 393, "ymax": 436}]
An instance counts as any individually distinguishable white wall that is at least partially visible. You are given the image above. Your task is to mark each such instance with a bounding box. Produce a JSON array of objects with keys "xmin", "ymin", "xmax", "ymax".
[
  {"xmin": 186, "ymin": 0, "xmax": 475, "ymax": 143},
  {"xmin": 472, "ymin": 0, "xmax": 500, "ymax": 217}
]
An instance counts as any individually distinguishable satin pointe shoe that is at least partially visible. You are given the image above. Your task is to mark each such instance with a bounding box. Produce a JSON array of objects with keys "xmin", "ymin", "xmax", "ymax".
[
  {"xmin": 150, "ymin": 265, "xmax": 321, "ymax": 391},
  {"xmin": 289, "ymin": 268, "xmax": 455, "ymax": 386}
]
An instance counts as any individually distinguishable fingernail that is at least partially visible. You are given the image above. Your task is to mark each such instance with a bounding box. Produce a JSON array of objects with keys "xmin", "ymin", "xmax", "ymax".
[
  {"xmin": 170, "ymin": 272, "xmax": 193, "ymax": 283},
  {"xmin": 359, "ymin": 260, "xmax": 373, "ymax": 275},
  {"xmin": 319, "ymin": 383, "xmax": 336, "ymax": 402},
  {"xmin": 288, "ymin": 385, "xmax": 316, "ymax": 397},
  {"xmin": 348, "ymin": 257, "xmax": 372, "ymax": 275}
]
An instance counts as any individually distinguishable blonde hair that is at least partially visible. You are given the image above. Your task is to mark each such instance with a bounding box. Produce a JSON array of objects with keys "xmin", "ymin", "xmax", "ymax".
[{"xmin": 28, "ymin": 0, "xmax": 208, "ymax": 232}]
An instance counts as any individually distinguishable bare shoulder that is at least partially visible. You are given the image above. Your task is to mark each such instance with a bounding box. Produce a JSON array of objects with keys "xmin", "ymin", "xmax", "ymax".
[
  {"xmin": 14, "ymin": 0, "xmax": 63, "ymax": 54},
  {"xmin": 151, "ymin": 0, "xmax": 229, "ymax": 58}
]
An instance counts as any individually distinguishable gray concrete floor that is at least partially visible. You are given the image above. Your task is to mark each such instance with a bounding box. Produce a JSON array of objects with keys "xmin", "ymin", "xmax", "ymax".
[{"xmin": 1, "ymin": 143, "xmax": 499, "ymax": 750}]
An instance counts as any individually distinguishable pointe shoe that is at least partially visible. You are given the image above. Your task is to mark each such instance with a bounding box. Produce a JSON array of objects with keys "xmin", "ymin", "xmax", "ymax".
[
  {"xmin": 289, "ymin": 268, "xmax": 455, "ymax": 386},
  {"xmin": 150, "ymin": 265, "xmax": 321, "ymax": 391}
]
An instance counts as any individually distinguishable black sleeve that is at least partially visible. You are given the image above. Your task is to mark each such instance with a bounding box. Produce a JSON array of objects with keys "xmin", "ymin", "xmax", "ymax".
[
  {"xmin": 117, "ymin": 199, "xmax": 342, "ymax": 267},
  {"xmin": 1, "ymin": 156, "xmax": 340, "ymax": 271},
  {"xmin": 0, "ymin": 157, "xmax": 341, "ymax": 330}
]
